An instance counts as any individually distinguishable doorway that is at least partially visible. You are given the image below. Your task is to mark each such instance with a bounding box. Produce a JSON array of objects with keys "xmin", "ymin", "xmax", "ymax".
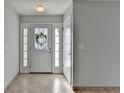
[
  {"xmin": 20, "ymin": 23, "xmax": 63, "ymax": 74},
  {"xmin": 18, "ymin": 0, "xmax": 73, "ymax": 87}
]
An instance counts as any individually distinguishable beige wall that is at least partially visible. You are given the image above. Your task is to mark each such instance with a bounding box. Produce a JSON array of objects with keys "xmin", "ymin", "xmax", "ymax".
[
  {"xmin": 73, "ymin": 1, "xmax": 120, "ymax": 86},
  {"xmin": 4, "ymin": 0, "xmax": 19, "ymax": 88}
]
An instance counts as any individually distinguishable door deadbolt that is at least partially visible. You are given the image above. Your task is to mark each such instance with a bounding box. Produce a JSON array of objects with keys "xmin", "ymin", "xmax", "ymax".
[{"xmin": 49, "ymin": 51, "xmax": 52, "ymax": 53}]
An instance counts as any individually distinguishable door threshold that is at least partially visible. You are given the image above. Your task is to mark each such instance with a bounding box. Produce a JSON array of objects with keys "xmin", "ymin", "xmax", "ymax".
[{"xmin": 30, "ymin": 72, "xmax": 53, "ymax": 74}]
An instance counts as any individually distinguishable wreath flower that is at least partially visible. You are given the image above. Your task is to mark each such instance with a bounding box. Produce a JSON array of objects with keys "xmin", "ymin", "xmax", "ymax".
[{"xmin": 36, "ymin": 32, "xmax": 47, "ymax": 45}]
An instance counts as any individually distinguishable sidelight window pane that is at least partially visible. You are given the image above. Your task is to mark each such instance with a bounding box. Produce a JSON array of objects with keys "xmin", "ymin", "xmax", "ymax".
[
  {"xmin": 54, "ymin": 28, "xmax": 60, "ymax": 67},
  {"xmin": 55, "ymin": 59, "xmax": 59, "ymax": 67},
  {"xmin": 55, "ymin": 36, "xmax": 59, "ymax": 43},
  {"xmin": 24, "ymin": 37, "xmax": 27, "ymax": 43},
  {"xmin": 24, "ymin": 44, "xmax": 27, "ymax": 51},
  {"xmin": 55, "ymin": 44, "xmax": 59, "ymax": 51},
  {"xmin": 24, "ymin": 28, "xmax": 28, "ymax": 36},
  {"xmin": 55, "ymin": 28, "xmax": 59, "ymax": 36},
  {"xmin": 55, "ymin": 52, "xmax": 59, "ymax": 59},
  {"xmin": 23, "ymin": 52, "xmax": 27, "ymax": 59},
  {"xmin": 23, "ymin": 59, "xmax": 27, "ymax": 67},
  {"xmin": 23, "ymin": 28, "xmax": 28, "ymax": 68}
]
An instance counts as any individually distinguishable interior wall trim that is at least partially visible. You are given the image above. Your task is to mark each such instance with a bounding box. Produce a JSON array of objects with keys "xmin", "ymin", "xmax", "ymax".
[{"xmin": 73, "ymin": 86, "xmax": 120, "ymax": 92}]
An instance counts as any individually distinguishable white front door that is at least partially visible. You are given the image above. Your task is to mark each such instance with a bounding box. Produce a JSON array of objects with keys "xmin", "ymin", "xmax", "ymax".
[{"xmin": 30, "ymin": 24, "xmax": 52, "ymax": 73}]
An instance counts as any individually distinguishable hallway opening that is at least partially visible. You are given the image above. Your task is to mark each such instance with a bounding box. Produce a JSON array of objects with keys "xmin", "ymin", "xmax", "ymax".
[{"xmin": 5, "ymin": 0, "xmax": 73, "ymax": 92}]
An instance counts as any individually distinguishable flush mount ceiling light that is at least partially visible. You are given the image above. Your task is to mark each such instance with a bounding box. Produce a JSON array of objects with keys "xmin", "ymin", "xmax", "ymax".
[{"xmin": 36, "ymin": 4, "xmax": 45, "ymax": 12}]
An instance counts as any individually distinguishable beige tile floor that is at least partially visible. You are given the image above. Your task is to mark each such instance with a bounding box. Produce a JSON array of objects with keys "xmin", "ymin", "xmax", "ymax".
[{"xmin": 5, "ymin": 74, "xmax": 74, "ymax": 93}]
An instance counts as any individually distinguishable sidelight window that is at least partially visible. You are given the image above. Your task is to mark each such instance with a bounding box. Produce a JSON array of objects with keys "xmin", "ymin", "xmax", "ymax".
[
  {"xmin": 54, "ymin": 28, "xmax": 60, "ymax": 67},
  {"xmin": 23, "ymin": 28, "xmax": 28, "ymax": 67}
]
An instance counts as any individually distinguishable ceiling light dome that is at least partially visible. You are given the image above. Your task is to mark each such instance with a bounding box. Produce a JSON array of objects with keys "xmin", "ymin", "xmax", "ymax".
[{"xmin": 36, "ymin": 4, "xmax": 44, "ymax": 12}]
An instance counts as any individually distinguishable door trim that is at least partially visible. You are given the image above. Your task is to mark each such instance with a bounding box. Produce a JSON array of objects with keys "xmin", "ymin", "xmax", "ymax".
[
  {"xmin": 19, "ymin": 23, "xmax": 63, "ymax": 74},
  {"xmin": 63, "ymin": 15, "xmax": 73, "ymax": 87}
]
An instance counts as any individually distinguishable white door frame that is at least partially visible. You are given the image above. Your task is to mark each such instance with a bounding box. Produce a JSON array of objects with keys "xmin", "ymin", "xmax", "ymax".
[
  {"xmin": 19, "ymin": 23, "xmax": 63, "ymax": 74},
  {"xmin": 63, "ymin": 15, "xmax": 73, "ymax": 87}
]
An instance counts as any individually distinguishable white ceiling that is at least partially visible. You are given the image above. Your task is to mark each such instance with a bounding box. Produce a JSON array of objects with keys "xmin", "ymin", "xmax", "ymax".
[{"xmin": 7, "ymin": 0, "xmax": 72, "ymax": 15}]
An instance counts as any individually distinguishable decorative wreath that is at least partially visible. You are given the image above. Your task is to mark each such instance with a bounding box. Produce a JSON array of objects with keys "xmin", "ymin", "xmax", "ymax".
[{"xmin": 36, "ymin": 32, "xmax": 47, "ymax": 45}]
